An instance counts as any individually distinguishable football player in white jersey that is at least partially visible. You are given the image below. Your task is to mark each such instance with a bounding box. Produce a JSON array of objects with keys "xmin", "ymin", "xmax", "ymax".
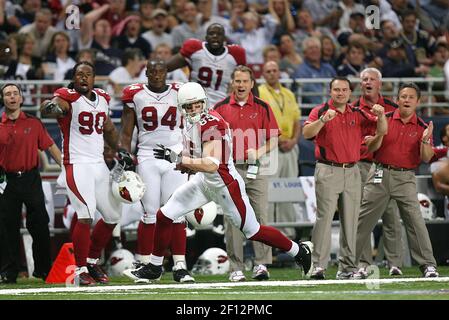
[
  {"xmin": 40, "ymin": 61, "xmax": 134, "ymax": 286},
  {"xmin": 167, "ymin": 23, "xmax": 246, "ymax": 106},
  {"xmin": 123, "ymin": 82, "xmax": 313, "ymax": 283},
  {"xmin": 120, "ymin": 59, "xmax": 194, "ymax": 283}
]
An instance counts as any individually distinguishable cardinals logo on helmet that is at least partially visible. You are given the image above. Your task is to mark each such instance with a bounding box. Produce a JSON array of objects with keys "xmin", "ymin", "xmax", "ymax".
[
  {"xmin": 194, "ymin": 208, "xmax": 204, "ymax": 224},
  {"xmin": 110, "ymin": 256, "xmax": 123, "ymax": 266},
  {"xmin": 217, "ymin": 255, "xmax": 228, "ymax": 264},
  {"xmin": 420, "ymin": 199, "xmax": 430, "ymax": 208},
  {"xmin": 119, "ymin": 186, "xmax": 132, "ymax": 202}
]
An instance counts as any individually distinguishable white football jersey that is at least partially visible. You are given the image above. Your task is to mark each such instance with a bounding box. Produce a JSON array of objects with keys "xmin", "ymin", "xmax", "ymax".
[
  {"xmin": 55, "ymin": 87, "xmax": 110, "ymax": 164},
  {"xmin": 180, "ymin": 39, "xmax": 246, "ymax": 106},
  {"xmin": 121, "ymin": 83, "xmax": 184, "ymax": 163}
]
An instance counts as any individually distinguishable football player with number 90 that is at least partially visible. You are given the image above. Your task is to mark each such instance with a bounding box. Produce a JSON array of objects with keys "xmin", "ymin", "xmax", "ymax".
[{"xmin": 40, "ymin": 61, "xmax": 134, "ymax": 285}]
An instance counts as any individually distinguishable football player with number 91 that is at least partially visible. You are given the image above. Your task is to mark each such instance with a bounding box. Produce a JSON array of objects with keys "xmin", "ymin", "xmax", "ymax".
[
  {"xmin": 167, "ymin": 23, "xmax": 246, "ymax": 106},
  {"xmin": 123, "ymin": 81, "xmax": 314, "ymax": 283},
  {"xmin": 40, "ymin": 61, "xmax": 135, "ymax": 285},
  {"xmin": 120, "ymin": 59, "xmax": 195, "ymax": 283}
]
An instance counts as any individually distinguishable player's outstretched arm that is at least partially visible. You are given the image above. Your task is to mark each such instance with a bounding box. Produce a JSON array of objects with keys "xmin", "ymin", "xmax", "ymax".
[
  {"xmin": 40, "ymin": 97, "xmax": 69, "ymax": 118},
  {"xmin": 166, "ymin": 53, "xmax": 188, "ymax": 72}
]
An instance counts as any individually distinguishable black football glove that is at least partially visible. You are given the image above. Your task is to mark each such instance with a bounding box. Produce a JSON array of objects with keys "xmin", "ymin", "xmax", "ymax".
[
  {"xmin": 116, "ymin": 148, "xmax": 136, "ymax": 171},
  {"xmin": 154, "ymin": 143, "xmax": 182, "ymax": 164},
  {"xmin": 43, "ymin": 100, "xmax": 66, "ymax": 115}
]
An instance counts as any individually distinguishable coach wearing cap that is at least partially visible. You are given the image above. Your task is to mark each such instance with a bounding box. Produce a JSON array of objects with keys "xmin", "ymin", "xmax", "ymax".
[
  {"xmin": 303, "ymin": 76, "xmax": 387, "ymax": 280},
  {"xmin": 0, "ymin": 83, "xmax": 61, "ymax": 284}
]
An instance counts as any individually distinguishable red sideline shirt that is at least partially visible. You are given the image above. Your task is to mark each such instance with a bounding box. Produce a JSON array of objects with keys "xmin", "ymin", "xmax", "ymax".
[
  {"xmin": 374, "ymin": 109, "xmax": 431, "ymax": 169},
  {"xmin": 214, "ymin": 92, "xmax": 279, "ymax": 162},
  {"xmin": 0, "ymin": 111, "xmax": 54, "ymax": 172},
  {"xmin": 305, "ymin": 99, "xmax": 377, "ymax": 164},
  {"xmin": 352, "ymin": 95, "xmax": 398, "ymax": 161}
]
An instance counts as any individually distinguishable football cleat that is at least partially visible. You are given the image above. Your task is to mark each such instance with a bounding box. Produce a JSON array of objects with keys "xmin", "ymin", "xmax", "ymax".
[
  {"xmin": 75, "ymin": 266, "xmax": 96, "ymax": 286},
  {"xmin": 132, "ymin": 261, "xmax": 147, "ymax": 269},
  {"xmin": 252, "ymin": 264, "xmax": 270, "ymax": 281},
  {"xmin": 295, "ymin": 241, "xmax": 313, "ymax": 276},
  {"xmin": 87, "ymin": 263, "xmax": 109, "ymax": 284},
  {"xmin": 172, "ymin": 262, "xmax": 195, "ymax": 283},
  {"xmin": 123, "ymin": 263, "xmax": 163, "ymax": 283}
]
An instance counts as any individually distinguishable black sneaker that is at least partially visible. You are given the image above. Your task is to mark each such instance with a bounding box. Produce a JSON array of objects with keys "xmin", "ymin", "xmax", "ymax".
[
  {"xmin": 132, "ymin": 261, "xmax": 146, "ymax": 269},
  {"xmin": 173, "ymin": 269, "xmax": 195, "ymax": 283},
  {"xmin": 123, "ymin": 263, "xmax": 163, "ymax": 283},
  {"xmin": 295, "ymin": 241, "xmax": 313, "ymax": 276},
  {"xmin": 87, "ymin": 263, "xmax": 109, "ymax": 284}
]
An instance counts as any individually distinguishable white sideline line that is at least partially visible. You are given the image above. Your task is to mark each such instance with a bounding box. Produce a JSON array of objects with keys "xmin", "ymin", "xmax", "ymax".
[{"xmin": 1, "ymin": 277, "xmax": 449, "ymax": 295}]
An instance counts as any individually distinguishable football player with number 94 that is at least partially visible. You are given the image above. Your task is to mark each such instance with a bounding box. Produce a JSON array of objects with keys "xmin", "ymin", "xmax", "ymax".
[{"xmin": 120, "ymin": 59, "xmax": 195, "ymax": 283}]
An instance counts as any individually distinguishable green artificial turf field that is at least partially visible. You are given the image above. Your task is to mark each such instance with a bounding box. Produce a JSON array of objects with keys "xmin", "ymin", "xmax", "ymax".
[{"xmin": 1, "ymin": 266, "xmax": 449, "ymax": 300}]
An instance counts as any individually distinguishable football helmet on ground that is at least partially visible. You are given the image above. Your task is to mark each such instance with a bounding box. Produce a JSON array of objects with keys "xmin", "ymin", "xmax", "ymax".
[
  {"xmin": 192, "ymin": 248, "xmax": 230, "ymax": 275},
  {"xmin": 107, "ymin": 249, "xmax": 135, "ymax": 276}
]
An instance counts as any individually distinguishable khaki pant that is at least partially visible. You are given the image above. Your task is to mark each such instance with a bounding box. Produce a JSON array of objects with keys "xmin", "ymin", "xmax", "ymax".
[
  {"xmin": 312, "ymin": 162, "xmax": 361, "ymax": 272},
  {"xmin": 224, "ymin": 164, "xmax": 272, "ymax": 272},
  {"xmin": 358, "ymin": 161, "xmax": 403, "ymax": 268},
  {"xmin": 356, "ymin": 167, "xmax": 436, "ymax": 268},
  {"xmin": 268, "ymin": 145, "xmax": 299, "ymax": 239}
]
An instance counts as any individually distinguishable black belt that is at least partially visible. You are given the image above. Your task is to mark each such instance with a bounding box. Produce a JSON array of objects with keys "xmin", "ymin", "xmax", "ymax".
[
  {"xmin": 4, "ymin": 168, "xmax": 38, "ymax": 179},
  {"xmin": 317, "ymin": 160, "xmax": 356, "ymax": 168},
  {"xmin": 377, "ymin": 163, "xmax": 415, "ymax": 172},
  {"xmin": 359, "ymin": 159, "xmax": 373, "ymax": 164}
]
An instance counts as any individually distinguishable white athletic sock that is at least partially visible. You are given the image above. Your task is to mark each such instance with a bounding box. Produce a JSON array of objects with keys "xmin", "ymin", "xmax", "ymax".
[
  {"xmin": 286, "ymin": 241, "xmax": 299, "ymax": 257},
  {"xmin": 149, "ymin": 254, "xmax": 164, "ymax": 266},
  {"xmin": 173, "ymin": 255, "xmax": 186, "ymax": 266}
]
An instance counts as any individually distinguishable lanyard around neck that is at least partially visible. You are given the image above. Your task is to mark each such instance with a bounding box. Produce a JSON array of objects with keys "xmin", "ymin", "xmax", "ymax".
[{"xmin": 266, "ymin": 85, "xmax": 285, "ymax": 113}]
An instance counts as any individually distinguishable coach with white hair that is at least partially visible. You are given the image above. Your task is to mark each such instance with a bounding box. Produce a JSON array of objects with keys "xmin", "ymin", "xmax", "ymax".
[{"xmin": 352, "ymin": 67, "xmax": 404, "ymax": 277}]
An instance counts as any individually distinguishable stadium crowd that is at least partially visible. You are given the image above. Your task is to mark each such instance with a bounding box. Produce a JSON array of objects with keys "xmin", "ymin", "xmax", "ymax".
[{"xmin": 1, "ymin": 0, "xmax": 449, "ymax": 285}]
